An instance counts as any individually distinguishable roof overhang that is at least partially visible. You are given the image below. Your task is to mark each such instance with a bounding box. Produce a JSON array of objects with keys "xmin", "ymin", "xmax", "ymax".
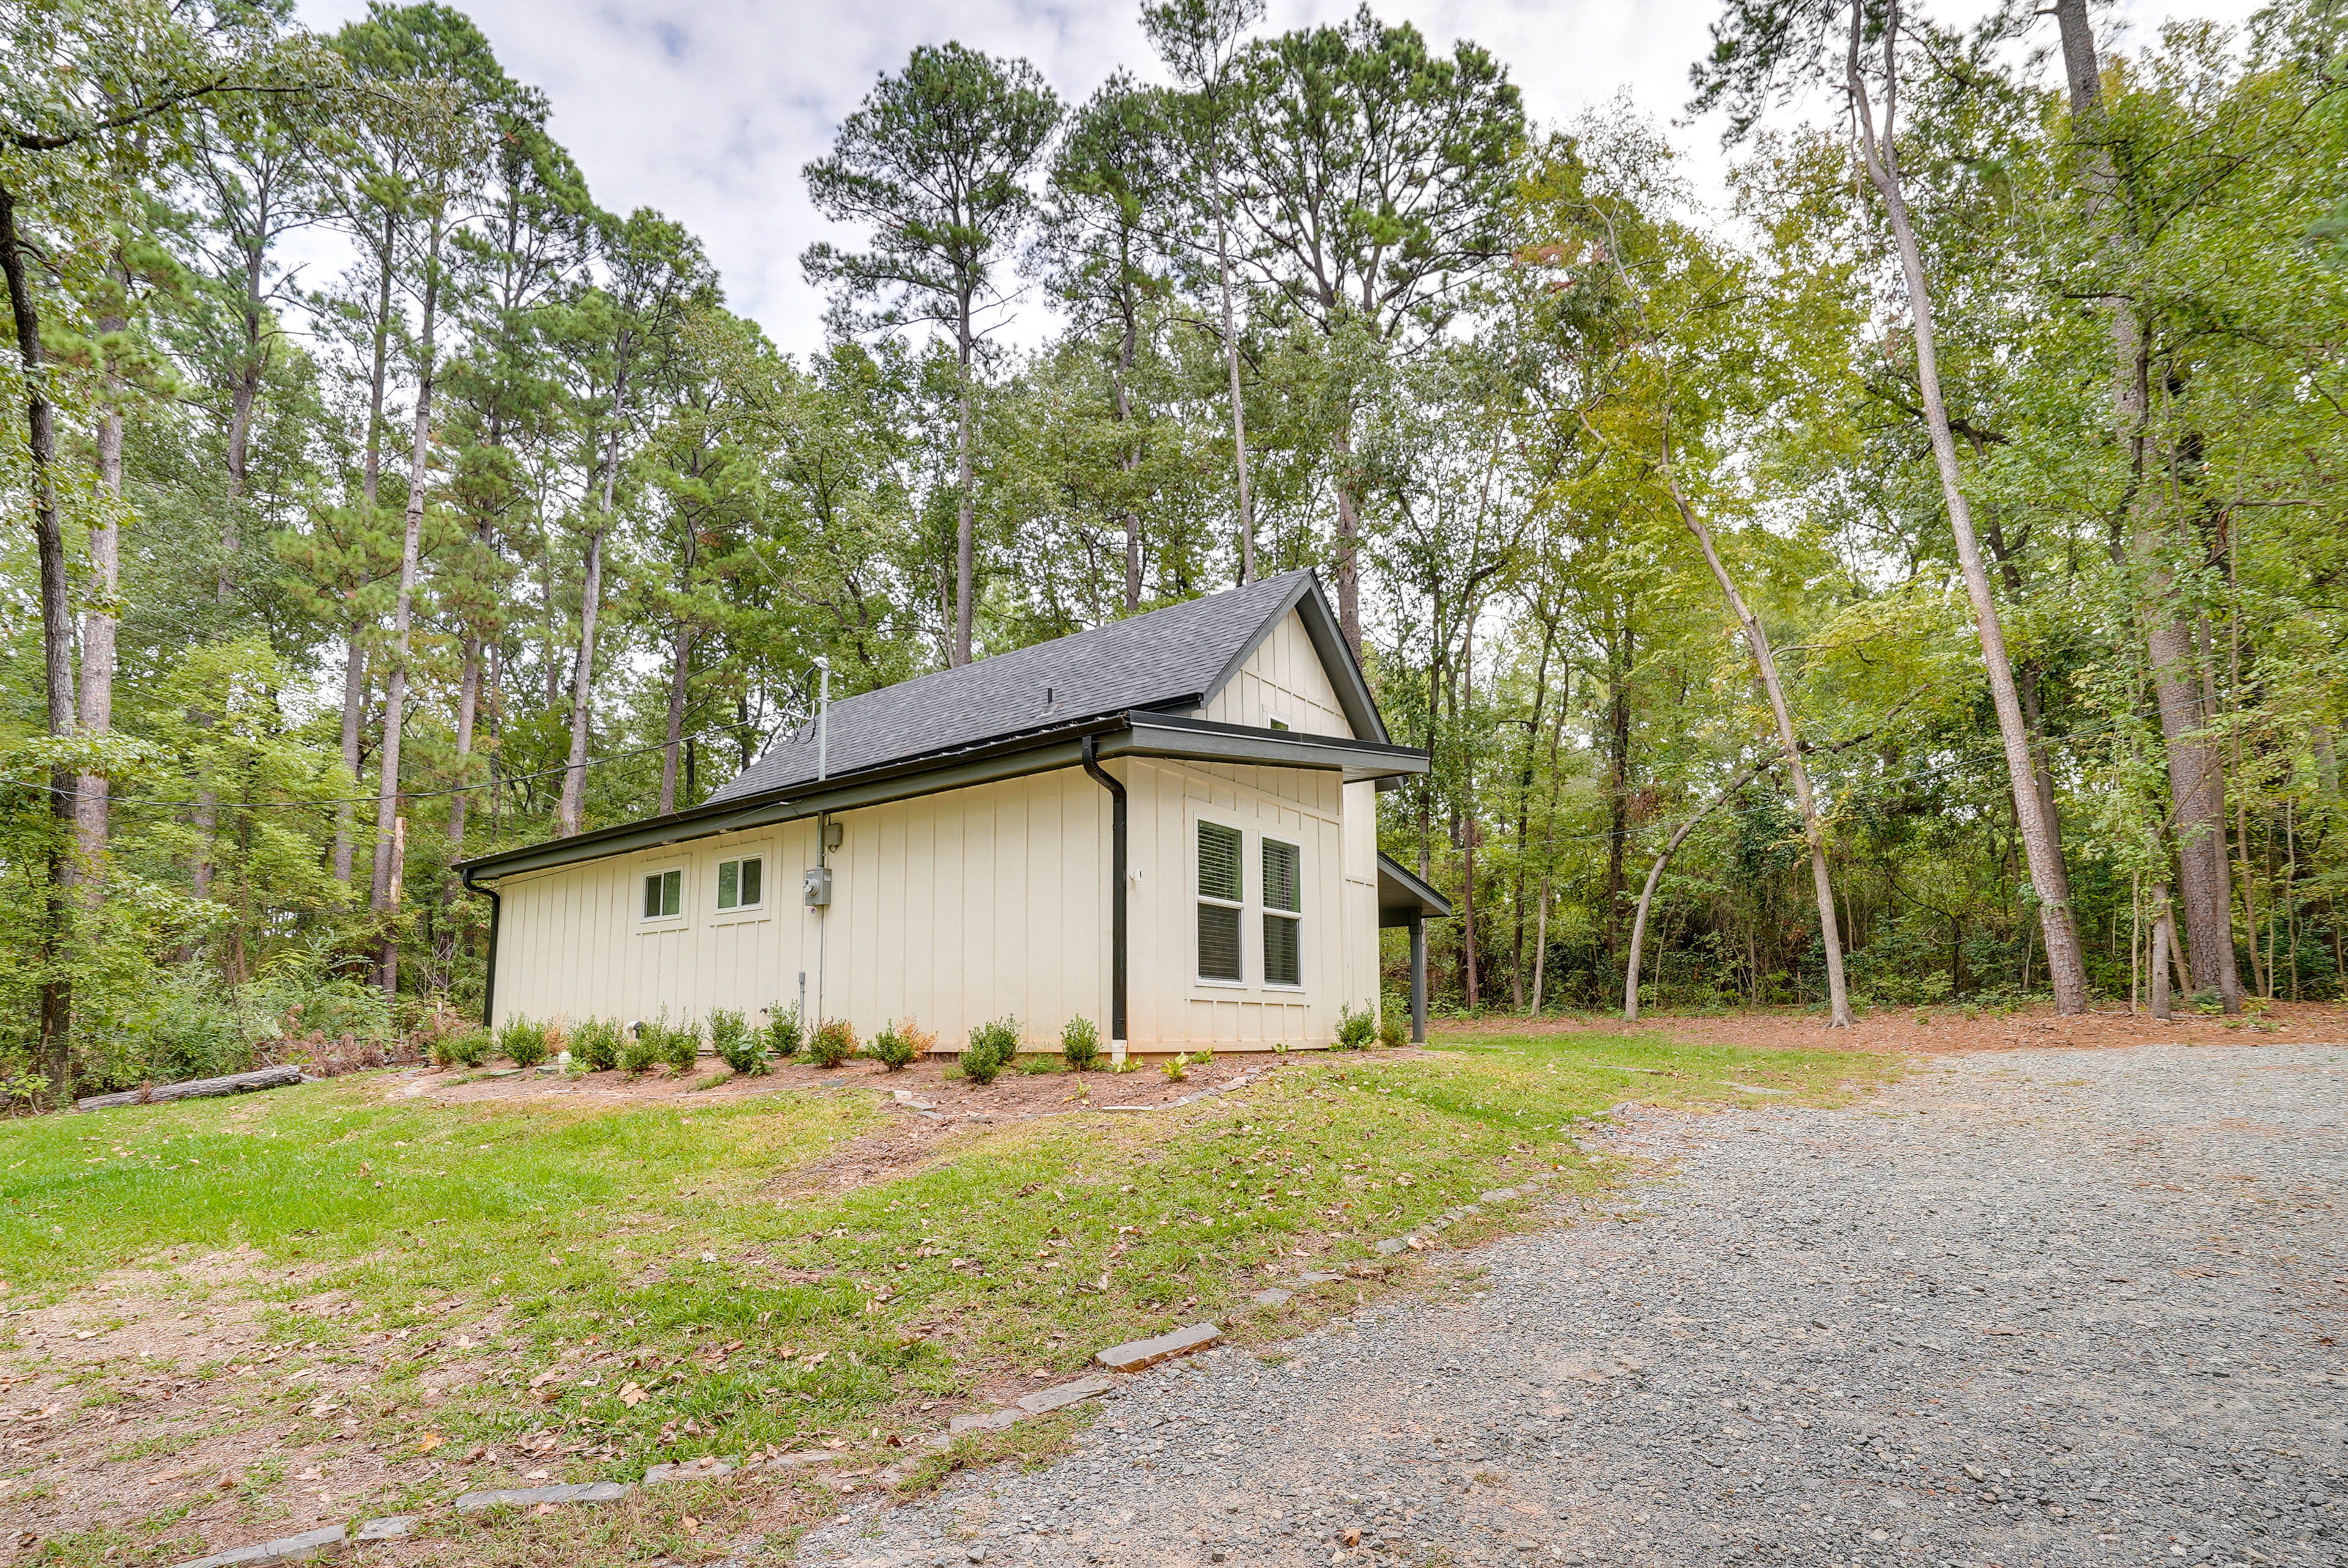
[
  {"xmin": 458, "ymin": 712, "xmax": 1430, "ymax": 882},
  {"xmin": 1376, "ymin": 852, "xmax": 1453, "ymax": 925}
]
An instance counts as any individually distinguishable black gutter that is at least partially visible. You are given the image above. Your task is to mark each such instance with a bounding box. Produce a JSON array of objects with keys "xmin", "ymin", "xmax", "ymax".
[
  {"xmin": 459, "ymin": 863, "xmax": 502, "ymax": 1029},
  {"xmin": 1079, "ymin": 733, "xmax": 1127, "ymax": 1049}
]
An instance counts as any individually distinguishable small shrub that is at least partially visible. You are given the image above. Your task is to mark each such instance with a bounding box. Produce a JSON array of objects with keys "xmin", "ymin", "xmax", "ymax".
[
  {"xmin": 805, "ymin": 1019, "xmax": 860, "ymax": 1069},
  {"xmin": 1160, "ymin": 1051, "xmax": 1189, "ymax": 1083},
  {"xmin": 709, "ymin": 1008, "xmax": 764, "ymax": 1074},
  {"xmin": 432, "ymin": 1029, "xmax": 490, "ymax": 1069},
  {"xmin": 960, "ymin": 1017, "xmax": 1019, "ymax": 1084},
  {"xmin": 1376, "ymin": 1006, "xmax": 1408, "ymax": 1049},
  {"xmin": 499, "ymin": 1017, "xmax": 552, "ymax": 1070},
  {"xmin": 619, "ymin": 1023, "xmax": 660, "ymax": 1077},
  {"xmin": 1060, "ymin": 1015, "xmax": 1101, "ymax": 1072},
  {"xmin": 1334, "ymin": 1003, "xmax": 1376, "ymax": 1051},
  {"xmin": 869, "ymin": 1020, "xmax": 921, "ymax": 1072},
  {"xmin": 572, "ymin": 1017, "xmax": 622, "ymax": 1073},
  {"xmin": 1017, "ymin": 1050, "xmax": 1063, "ymax": 1075},
  {"xmin": 763, "ymin": 1004, "xmax": 804, "ymax": 1062},
  {"xmin": 659, "ymin": 1017, "xmax": 701, "ymax": 1075}
]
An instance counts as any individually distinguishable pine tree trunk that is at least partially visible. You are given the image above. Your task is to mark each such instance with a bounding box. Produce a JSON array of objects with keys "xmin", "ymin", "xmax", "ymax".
[
  {"xmin": 1214, "ymin": 212, "xmax": 1256, "ymax": 584},
  {"xmin": 1847, "ymin": 2, "xmax": 2089, "ymax": 1014},
  {"xmin": 953, "ymin": 309, "xmax": 976, "ymax": 668},
  {"xmin": 1331, "ymin": 429, "xmax": 1362, "ymax": 657},
  {"xmin": 372, "ymin": 224, "xmax": 443, "ymax": 997},
  {"xmin": 448, "ymin": 637, "xmax": 479, "ymax": 850},
  {"xmin": 556, "ymin": 525, "xmax": 604, "ymax": 838},
  {"xmin": 658, "ymin": 623, "xmax": 692, "ymax": 817}
]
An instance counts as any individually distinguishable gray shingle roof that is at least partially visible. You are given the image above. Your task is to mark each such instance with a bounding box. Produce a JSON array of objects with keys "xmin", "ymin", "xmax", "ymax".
[{"xmin": 705, "ymin": 570, "xmax": 1324, "ymax": 805}]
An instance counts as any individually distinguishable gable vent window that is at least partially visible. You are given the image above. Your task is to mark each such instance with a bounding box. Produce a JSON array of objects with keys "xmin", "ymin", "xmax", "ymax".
[
  {"xmin": 642, "ymin": 867, "xmax": 682, "ymax": 920},
  {"xmin": 716, "ymin": 855, "xmax": 764, "ymax": 911},
  {"xmin": 1262, "ymin": 837, "xmax": 1301, "ymax": 986},
  {"xmin": 1197, "ymin": 820, "xmax": 1243, "ymax": 982}
]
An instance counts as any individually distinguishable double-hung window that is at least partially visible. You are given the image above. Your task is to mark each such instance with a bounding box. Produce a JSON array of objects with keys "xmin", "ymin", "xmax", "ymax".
[
  {"xmin": 715, "ymin": 855, "xmax": 764, "ymax": 913},
  {"xmin": 1261, "ymin": 837, "xmax": 1302, "ymax": 986},
  {"xmin": 641, "ymin": 867, "xmax": 682, "ymax": 920},
  {"xmin": 1196, "ymin": 820, "xmax": 1244, "ymax": 982}
]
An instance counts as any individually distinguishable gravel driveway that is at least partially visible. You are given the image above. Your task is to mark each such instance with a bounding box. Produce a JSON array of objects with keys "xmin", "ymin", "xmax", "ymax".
[{"xmin": 799, "ymin": 1042, "xmax": 2346, "ymax": 1567}]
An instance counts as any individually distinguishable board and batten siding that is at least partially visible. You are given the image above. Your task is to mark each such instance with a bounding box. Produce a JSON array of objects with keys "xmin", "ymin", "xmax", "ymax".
[
  {"xmin": 1122, "ymin": 758, "xmax": 1377, "ymax": 1048},
  {"xmin": 813, "ymin": 765, "xmax": 1110, "ymax": 1048},
  {"xmin": 1196, "ymin": 609, "xmax": 1354, "ymax": 737},
  {"xmin": 490, "ymin": 768, "xmax": 1112, "ymax": 1047},
  {"xmin": 492, "ymin": 816, "xmax": 814, "ymax": 1032}
]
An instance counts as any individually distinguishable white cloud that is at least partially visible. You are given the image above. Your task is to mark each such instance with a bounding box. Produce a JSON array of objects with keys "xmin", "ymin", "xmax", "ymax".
[{"xmin": 294, "ymin": 0, "xmax": 2265, "ymax": 358}]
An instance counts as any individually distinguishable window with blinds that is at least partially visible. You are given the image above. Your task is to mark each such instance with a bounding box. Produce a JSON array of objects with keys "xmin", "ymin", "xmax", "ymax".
[
  {"xmin": 1197, "ymin": 820, "xmax": 1243, "ymax": 981},
  {"xmin": 641, "ymin": 867, "xmax": 682, "ymax": 920},
  {"xmin": 1263, "ymin": 837, "xmax": 1301, "ymax": 986}
]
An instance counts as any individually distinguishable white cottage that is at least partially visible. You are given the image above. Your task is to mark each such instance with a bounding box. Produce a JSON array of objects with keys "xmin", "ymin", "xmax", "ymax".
[{"xmin": 460, "ymin": 570, "xmax": 1450, "ymax": 1058}]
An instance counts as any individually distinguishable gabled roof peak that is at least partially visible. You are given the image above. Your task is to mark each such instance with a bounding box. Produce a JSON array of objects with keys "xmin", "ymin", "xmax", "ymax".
[{"xmin": 705, "ymin": 568, "xmax": 1381, "ymax": 807}]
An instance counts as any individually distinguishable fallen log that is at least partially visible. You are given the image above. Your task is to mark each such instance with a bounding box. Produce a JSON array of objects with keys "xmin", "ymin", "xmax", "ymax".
[{"xmin": 75, "ymin": 1064, "xmax": 306, "ymax": 1113}]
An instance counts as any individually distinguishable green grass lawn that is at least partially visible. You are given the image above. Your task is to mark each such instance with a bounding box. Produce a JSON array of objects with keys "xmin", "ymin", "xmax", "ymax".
[{"xmin": 2, "ymin": 1031, "xmax": 1892, "ymax": 1564}]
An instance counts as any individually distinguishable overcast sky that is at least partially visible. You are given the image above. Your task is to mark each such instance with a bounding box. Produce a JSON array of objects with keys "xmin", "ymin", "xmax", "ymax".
[{"xmin": 293, "ymin": 0, "xmax": 2261, "ymax": 359}]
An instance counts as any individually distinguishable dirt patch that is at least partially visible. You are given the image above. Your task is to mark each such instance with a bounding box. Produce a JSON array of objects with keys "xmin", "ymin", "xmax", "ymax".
[{"xmin": 1438, "ymin": 997, "xmax": 2348, "ymax": 1055}]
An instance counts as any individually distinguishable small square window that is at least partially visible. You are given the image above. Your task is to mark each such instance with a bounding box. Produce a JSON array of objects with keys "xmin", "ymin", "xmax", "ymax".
[
  {"xmin": 717, "ymin": 855, "xmax": 764, "ymax": 911},
  {"xmin": 642, "ymin": 868, "xmax": 681, "ymax": 919}
]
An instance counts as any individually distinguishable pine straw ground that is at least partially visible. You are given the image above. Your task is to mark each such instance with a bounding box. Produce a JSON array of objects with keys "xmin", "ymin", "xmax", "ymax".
[{"xmin": 2, "ymin": 1032, "xmax": 1905, "ymax": 1566}]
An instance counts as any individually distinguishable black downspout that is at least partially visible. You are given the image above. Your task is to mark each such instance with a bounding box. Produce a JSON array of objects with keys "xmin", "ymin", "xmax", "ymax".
[
  {"xmin": 1080, "ymin": 733, "xmax": 1127, "ymax": 1052},
  {"xmin": 460, "ymin": 865, "xmax": 502, "ymax": 1031}
]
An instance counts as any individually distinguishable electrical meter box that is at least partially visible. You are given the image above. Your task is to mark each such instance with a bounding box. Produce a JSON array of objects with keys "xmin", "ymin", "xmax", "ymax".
[{"xmin": 803, "ymin": 866, "xmax": 832, "ymax": 907}]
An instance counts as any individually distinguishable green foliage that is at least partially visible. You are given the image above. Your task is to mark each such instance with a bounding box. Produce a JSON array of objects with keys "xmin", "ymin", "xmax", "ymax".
[
  {"xmin": 869, "ymin": 1020, "xmax": 928, "ymax": 1072},
  {"xmin": 1376, "ymin": 1006, "xmax": 1408, "ymax": 1049},
  {"xmin": 434, "ymin": 1029, "xmax": 490, "ymax": 1069},
  {"xmin": 652, "ymin": 1017, "xmax": 701, "ymax": 1075},
  {"xmin": 619, "ymin": 1025, "xmax": 662, "ymax": 1078},
  {"xmin": 1059, "ymin": 1015, "xmax": 1101, "ymax": 1071},
  {"xmin": 1160, "ymin": 1051, "xmax": 1190, "ymax": 1082},
  {"xmin": 805, "ymin": 1020, "xmax": 860, "ymax": 1069},
  {"xmin": 1335, "ymin": 1003, "xmax": 1376, "ymax": 1051},
  {"xmin": 572, "ymin": 1018, "xmax": 622, "ymax": 1073},
  {"xmin": 763, "ymin": 1006, "xmax": 805, "ymax": 1062},
  {"xmin": 959, "ymin": 1017, "xmax": 1019, "ymax": 1084},
  {"xmin": 707, "ymin": 1008, "xmax": 764, "ymax": 1075},
  {"xmin": 498, "ymin": 1018, "xmax": 553, "ymax": 1070}
]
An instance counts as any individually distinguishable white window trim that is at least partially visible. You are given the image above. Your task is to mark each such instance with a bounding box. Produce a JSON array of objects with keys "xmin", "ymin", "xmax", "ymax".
[
  {"xmin": 636, "ymin": 856, "xmax": 690, "ymax": 932},
  {"xmin": 1192, "ymin": 809, "xmax": 1248, "ymax": 988},
  {"xmin": 1261, "ymin": 833, "xmax": 1305, "ymax": 991},
  {"xmin": 711, "ymin": 842, "xmax": 773, "ymax": 925}
]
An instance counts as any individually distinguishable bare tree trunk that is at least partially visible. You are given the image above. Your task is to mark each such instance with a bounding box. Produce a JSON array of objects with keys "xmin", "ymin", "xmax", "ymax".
[
  {"xmin": 1114, "ymin": 298, "xmax": 1143, "ymax": 613},
  {"xmin": 1626, "ymin": 756, "xmax": 1770, "ymax": 1021},
  {"xmin": 657, "ymin": 623, "xmax": 692, "ymax": 816},
  {"xmin": 4, "ymin": 177, "xmax": 78, "ymax": 1095},
  {"xmin": 334, "ymin": 641, "xmax": 366, "ymax": 883},
  {"xmin": 1458, "ymin": 613, "xmax": 1479, "ymax": 1011},
  {"xmin": 1214, "ymin": 212, "xmax": 1256, "ymax": 584},
  {"xmin": 76, "ymin": 307, "xmax": 126, "ymax": 905},
  {"xmin": 1847, "ymin": 1, "xmax": 2088, "ymax": 1015},
  {"xmin": 1657, "ymin": 468, "xmax": 1851, "ymax": 1025},
  {"xmin": 2148, "ymin": 881, "xmax": 2174, "ymax": 1020},
  {"xmin": 371, "ymin": 226, "xmax": 443, "ymax": 998},
  {"xmin": 2050, "ymin": 0, "xmax": 2240, "ymax": 1013}
]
